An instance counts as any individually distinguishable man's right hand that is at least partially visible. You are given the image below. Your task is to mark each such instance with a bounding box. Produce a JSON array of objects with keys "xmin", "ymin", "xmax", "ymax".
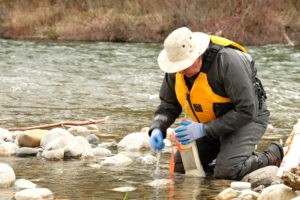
[{"xmin": 150, "ymin": 128, "xmax": 165, "ymax": 151}]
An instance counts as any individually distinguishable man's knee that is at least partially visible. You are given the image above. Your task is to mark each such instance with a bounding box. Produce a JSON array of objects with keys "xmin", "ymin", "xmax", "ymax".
[{"xmin": 214, "ymin": 153, "xmax": 265, "ymax": 180}]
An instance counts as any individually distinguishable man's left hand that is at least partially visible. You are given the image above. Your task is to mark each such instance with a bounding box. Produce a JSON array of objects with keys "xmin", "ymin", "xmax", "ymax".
[{"xmin": 174, "ymin": 120, "xmax": 205, "ymax": 145}]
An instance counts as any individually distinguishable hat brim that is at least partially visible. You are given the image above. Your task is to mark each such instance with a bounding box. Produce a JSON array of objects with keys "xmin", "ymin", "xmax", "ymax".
[{"xmin": 157, "ymin": 32, "xmax": 210, "ymax": 73}]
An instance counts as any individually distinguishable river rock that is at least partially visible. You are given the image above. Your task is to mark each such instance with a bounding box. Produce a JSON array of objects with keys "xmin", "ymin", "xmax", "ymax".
[
  {"xmin": 14, "ymin": 188, "xmax": 53, "ymax": 200},
  {"xmin": 17, "ymin": 129, "xmax": 48, "ymax": 147},
  {"xmin": 241, "ymin": 166, "xmax": 279, "ymax": 187},
  {"xmin": 215, "ymin": 188, "xmax": 238, "ymax": 200},
  {"xmin": 40, "ymin": 128, "xmax": 74, "ymax": 148},
  {"xmin": 136, "ymin": 154, "xmax": 157, "ymax": 165},
  {"xmin": 257, "ymin": 184, "xmax": 297, "ymax": 200},
  {"xmin": 82, "ymin": 149, "xmax": 95, "ymax": 159},
  {"xmin": 0, "ymin": 163, "xmax": 16, "ymax": 188},
  {"xmin": 91, "ymin": 147, "xmax": 111, "ymax": 157},
  {"xmin": 238, "ymin": 189, "xmax": 259, "ymax": 199},
  {"xmin": 117, "ymin": 132, "xmax": 150, "ymax": 151},
  {"xmin": 0, "ymin": 128, "xmax": 13, "ymax": 142},
  {"xmin": 101, "ymin": 154, "xmax": 133, "ymax": 166},
  {"xmin": 15, "ymin": 147, "xmax": 40, "ymax": 157},
  {"xmin": 45, "ymin": 135, "xmax": 74, "ymax": 151},
  {"xmin": 281, "ymin": 165, "xmax": 300, "ymax": 191},
  {"xmin": 98, "ymin": 141, "xmax": 118, "ymax": 149},
  {"xmin": 14, "ymin": 179, "xmax": 36, "ymax": 190},
  {"xmin": 86, "ymin": 124, "xmax": 99, "ymax": 131},
  {"xmin": 112, "ymin": 186, "xmax": 136, "ymax": 192},
  {"xmin": 86, "ymin": 134, "xmax": 99, "ymax": 147},
  {"xmin": 0, "ymin": 142, "xmax": 18, "ymax": 156},
  {"xmin": 42, "ymin": 148, "xmax": 65, "ymax": 160},
  {"xmin": 230, "ymin": 181, "xmax": 251, "ymax": 190},
  {"xmin": 146, "ymin": 179, "xmax": 174, "ymax": 188},
  {"xmin": 67, "ymin": 126, "xmax": 89, "ymax": 136},
  {"xmin": 64, "ymin": 136, "xmax": 91, "ymax": 158}
]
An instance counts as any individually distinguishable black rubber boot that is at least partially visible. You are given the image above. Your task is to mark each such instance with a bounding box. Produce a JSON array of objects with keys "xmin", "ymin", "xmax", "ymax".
[{"xmin": 263, "ymin": 142, "xmax": 284, "ymax": 167}]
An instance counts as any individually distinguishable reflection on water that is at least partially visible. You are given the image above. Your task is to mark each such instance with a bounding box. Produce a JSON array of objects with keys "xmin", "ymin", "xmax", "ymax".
[{"xmin": 0, "ymin": 39, "xmax": 299, "ymax": 199}]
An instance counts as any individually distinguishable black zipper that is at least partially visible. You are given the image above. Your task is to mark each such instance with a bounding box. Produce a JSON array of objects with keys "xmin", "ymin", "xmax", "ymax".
[{"xmin": 186, "ymin": 93, "xmax": 200, "ymax": 123}]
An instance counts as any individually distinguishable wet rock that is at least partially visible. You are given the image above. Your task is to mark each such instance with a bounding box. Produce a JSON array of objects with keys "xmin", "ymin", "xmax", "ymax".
[
  {"xmin": 85, "ymin": 124, "xmax": 99, "ymax": 135},
  {"xmin": 14, "ymin": 179, "xmax": 36, "ymax": 190},
  {"xmin": 101, "ymin": 154, "xmax": 133, "ymax": 166},
  {"xmin": 0, "ymin": 142, "xmax": 18, "ymax": 156},
  {"xmin": 237, "ymin": 189, "xmax": 259, "ymax": 200},
  {"xmin": 64, "ymin": 136, "xmax": 91, "ymax": 158},
  {"xmin": 257, "ymin": 184, "xmax": 297, "ymax": 200},
  {"xmin": 67, "ymin": 126, "xmax": 89, "ymax": 136},
  {"xmin": 112, "ymin": 186, "xmax": 136, "ymax": 192},
  {"xmin": 241, "ymin": 166, "xmax": 279, "ymax": 187},
  {"xmin": 81, "ymin": 149, "xmax": 94, "ymax": 159},
  {"xmin": 14, "ymin": 188, "xmax": 53, "ymax": 200},
  {"xmin": 86, "ymin": 134, "xmax": 99, "ymax": 147},
  {"xmin": 45, "ymin": 135, "xmax": 74, "ymax": 151},
  {"xmin": 15, "ymin": 147, "xmax": 40, "ymax": 157},
  {"xmin": 86, "ymin": 124, "xmax": 99, "ymax": 131},
  {"xmin": 0, "ymin": 128, "xmax": 13, "ymax": 142},
  {"xmin": 40, "ymin": 128, "xmax": 73, "ymax": 148},
  {"xmin": 281, "ymin": 165, "xmax": 300, "ymax": 191},
  {"xmin": 98, "ymin": 141, "xmax": 117, "ymax": 149},
  {"xmin": 215, "ymin": 188, "xmax": 238, "ymax": 200},
  {"xmin": 230, "ymin": 181, "xmax": 251, "ymax": 190},
  {"xmin": 136, "ymin": 154, "xmax": 157, "ymax": 165},
  {"xmin": 91, "ymin": 147, "xmax": 111, "ymax": 157},
  {"xmin": 146, "ymin": 179, "xmax": 174, "ymax": 188},
  {"xmin": 291, "ymin": 197, "xmax": 300, "ymax": 200},
  {"xmin": 0, "ymin": 163, "xmax": 16, "ymax": 188},
  {"xmin": 17, "ymin": 129, "xmax": 48, "ymax": 147},
  {"xmin": 41, "ymin": 148, "xmax": 64, "ymax": 160},
  {"xmin": 118, "ymin": 132, "xmax": 150, "ymax": 151}
]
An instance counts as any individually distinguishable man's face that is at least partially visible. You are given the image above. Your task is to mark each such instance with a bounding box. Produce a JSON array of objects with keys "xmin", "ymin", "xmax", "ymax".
[{"xmin": 179, "ymin": 56, "xmax": 203, "ymax": 78}]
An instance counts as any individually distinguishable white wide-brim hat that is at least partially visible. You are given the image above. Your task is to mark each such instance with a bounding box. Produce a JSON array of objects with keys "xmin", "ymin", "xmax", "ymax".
[{"xmin": 157, "ymin": 27, "xmax": 210, "ymax": 73}]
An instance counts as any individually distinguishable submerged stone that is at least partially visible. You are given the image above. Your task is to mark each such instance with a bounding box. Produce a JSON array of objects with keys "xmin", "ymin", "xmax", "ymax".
[
  {"xmin": 112, "ymin": 186, "xmax": 136, "ymax": 192},
  {"xmin": 14, "ymin": 188, "xmax": 53, "ymax": 200},
  {"xmin": 146, "ymin": 179, "xmax": 174, "ymax": 188}
]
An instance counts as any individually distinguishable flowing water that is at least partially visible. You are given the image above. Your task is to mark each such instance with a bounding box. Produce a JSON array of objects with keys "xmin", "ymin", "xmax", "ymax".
[{"xmin": 0, "ymin": 39, "xmax": 299, "ymax": 199}]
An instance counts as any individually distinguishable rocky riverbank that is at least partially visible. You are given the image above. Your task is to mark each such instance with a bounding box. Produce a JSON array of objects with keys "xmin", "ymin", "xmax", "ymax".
[
  {"xmin": 1, "ymin": 120, "xmax": 300, "ymax": 199},
  {"xmin": 0, "ymin": 0, "xmax": 299, "ymax": 45}
]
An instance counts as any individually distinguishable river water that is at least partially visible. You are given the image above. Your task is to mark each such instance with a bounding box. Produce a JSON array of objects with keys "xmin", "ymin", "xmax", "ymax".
[{"xmin": 0, "ymin": 39, "xmax": 299, "ymax": 199}]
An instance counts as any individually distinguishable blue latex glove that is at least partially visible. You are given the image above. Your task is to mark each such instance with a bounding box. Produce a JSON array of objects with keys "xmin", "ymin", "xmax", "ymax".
[
  {"xmin": 174, "ymin": 120, "xmax": 205, "ymax": 145},
  {"xmin": 150, "ymin": 128, "xmax": 165, "ymax": 151}
]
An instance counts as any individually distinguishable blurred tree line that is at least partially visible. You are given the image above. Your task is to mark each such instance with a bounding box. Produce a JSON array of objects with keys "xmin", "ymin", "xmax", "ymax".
[{"xmin": 0, "ymin": 0, "xmax": 299, "ymax": 45}]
